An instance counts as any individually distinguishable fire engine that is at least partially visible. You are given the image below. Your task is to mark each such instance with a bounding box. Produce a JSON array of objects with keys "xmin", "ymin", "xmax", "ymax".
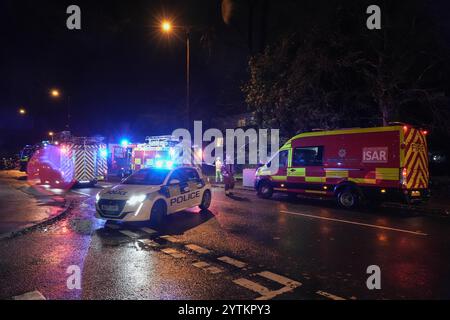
[
  {"xmin": 109, "ymin": 142, "xmax": 137, "ymax": 177},
  {"xmin": 255, "ymin": 125, "xmax": 430, "ymax": 208},
  {"xmin": 131, "ymin": 136, "xmax": 181, "ymax": 172},
  {"xmin": 28, "ymin": 133, "xmax": 108, "ymax": 188}
]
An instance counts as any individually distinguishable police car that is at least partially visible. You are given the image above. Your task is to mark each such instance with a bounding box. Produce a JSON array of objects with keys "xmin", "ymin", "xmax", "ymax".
[{"xmin": 95, "ymin": 165, "xmax": 212, "ymax": 224}]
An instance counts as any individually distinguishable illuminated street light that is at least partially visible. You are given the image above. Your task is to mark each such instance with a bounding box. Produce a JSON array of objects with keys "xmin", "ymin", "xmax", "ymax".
[
  {"xmin": 49, "ymin": 88, "xmax": 71, "ymax": 130},
  {"xmin": 161, "ymin": 20, "xmax": 172, "ymax": 33},
  {"xmin": 48, "ymin": 131, "xmax": 54, "ymax": 142},
  {"xmin": 18, "ymin": 108, "xmax": 26, "ymax": 115},
  {"xmin": 50, "ymin": 89, "xmax": 60, "ymax": 98},
  {"xmin": 160, "ymin": 19, "xmax": 191, "ymax": 126}
]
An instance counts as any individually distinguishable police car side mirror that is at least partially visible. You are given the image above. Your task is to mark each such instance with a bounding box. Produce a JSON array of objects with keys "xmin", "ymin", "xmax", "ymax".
[{"xmin": 169, "ymin": 179, "xmax": 180, "ymax": 185}]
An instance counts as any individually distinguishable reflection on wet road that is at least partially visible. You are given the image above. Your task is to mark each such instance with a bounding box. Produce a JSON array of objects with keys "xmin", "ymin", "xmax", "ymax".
[{"xmin": 1, "ymin": 184, "xmax": 450, "ymax": 300}]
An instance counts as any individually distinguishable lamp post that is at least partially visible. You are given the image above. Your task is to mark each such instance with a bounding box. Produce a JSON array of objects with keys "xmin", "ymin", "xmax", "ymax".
[
  {"xmin": 161, "ymin": 20, "xmax": 191, "ymax": 127},
  {"xmin": 50, "ymin": 89, "xmax": 71, "ymax": 130}
]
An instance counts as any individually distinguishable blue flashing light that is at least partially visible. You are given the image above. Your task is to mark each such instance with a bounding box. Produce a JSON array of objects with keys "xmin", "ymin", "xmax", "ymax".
[
  {"xmin": 120, "ymin": 139, "xmax": 129, "ymax": 147},
  {"xmin": 100, "ymin": 149, "xmax": 108, "ymax": 158}
]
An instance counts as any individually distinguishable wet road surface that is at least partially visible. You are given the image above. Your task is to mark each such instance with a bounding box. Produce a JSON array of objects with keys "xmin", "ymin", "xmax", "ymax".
[{"xmin": 1, "ymin": 181, "xmax": 450, "ymax": 300}]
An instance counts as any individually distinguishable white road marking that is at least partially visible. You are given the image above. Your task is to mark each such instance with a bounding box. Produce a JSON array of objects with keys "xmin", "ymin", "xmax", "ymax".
[
  {"xmin": 13, "ymin": 290, "xmax": 46, "ymax": 300},
  {"xmin": 119, "ymin": 230, "xmax": 140, "ymax": 238},
  {"xmin": 185, "ymin": 244, "xmax": 211, "ymax": 254},
  {"xmin": 233, "ymin": 278, "xmax": 271, "ymax": 296},
  {"xmin": 316, "ymin": 290, "xmax": 346, "ymax": 300},
  {"xmin": 138, "ymin": 239, "xmax": 159, "ymax": 247},
  {"xmin": 160, "ymin": 235, "xmax": 181, "ymax": 243},
  {"xmin": 192, "ymin": 261, "xmax": 224, "ymax": 274},
  {"xmin": 234, "ymin": 272, "xmax": 302, "ymax": 300},
  {"xmin": 257, "ymin": 271, "xmax": 301, "ymax": 288},
  {"xmin": 161, "ymin": 248, "xmax": 186, "ymax": 258},
  {"xmin": 217, "ymin": 256, "xmax": 247, "ymax": 268},
  {"xmin": 193, "ymin": 261, "xmax": 210, "ymax": 268},
  {"xmin": 141, "ymin": 227, "xmax": 157, "ymax": 235},
  {"xmin": 280, "ymin": 211, "xmax": 428, "ymax": 236}
]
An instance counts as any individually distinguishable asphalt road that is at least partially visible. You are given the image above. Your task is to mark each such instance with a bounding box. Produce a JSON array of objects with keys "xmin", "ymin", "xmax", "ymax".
[{"xmin": 1, "ymin": 179, "xmax": 450, "ymax": 300}]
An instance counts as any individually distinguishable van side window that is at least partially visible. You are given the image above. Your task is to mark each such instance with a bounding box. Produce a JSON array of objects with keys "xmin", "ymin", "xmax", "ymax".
[
  {"xmin": 292, "ymin": 146, "xmax": 324, "ymax": 166},
  {"xmin": 278, "ymin": 150, "xmax": 289, "ymax": 168}
]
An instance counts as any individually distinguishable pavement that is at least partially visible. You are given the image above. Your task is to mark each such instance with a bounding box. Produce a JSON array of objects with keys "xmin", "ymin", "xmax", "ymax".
[
  {"xmin": 1, "ymin": 170, "xmax": 450, "ymax": 300},
  {"xmin": 0, "ymin": 171, "xmax": 68, "ymax": 238}
]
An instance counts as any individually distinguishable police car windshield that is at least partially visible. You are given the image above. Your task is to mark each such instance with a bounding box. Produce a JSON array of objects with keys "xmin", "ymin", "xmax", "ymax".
[{"xmin": 122, "ymin": 168, "xmax": 170, "ymax": 185}]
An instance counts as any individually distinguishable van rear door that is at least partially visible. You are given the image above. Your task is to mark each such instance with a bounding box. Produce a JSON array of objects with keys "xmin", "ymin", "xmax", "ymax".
[{"xmin": 402, "ymin": 127, "xmax": 429, "ymax": 190}]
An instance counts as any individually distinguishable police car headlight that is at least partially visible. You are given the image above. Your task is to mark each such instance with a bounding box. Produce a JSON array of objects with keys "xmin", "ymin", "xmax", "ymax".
[{"xmin": 127, "ymin": 194, "xmax": 146, "ymax": 206}]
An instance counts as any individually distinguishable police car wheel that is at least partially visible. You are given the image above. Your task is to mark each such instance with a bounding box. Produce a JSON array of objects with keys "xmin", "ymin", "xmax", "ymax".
[
  {"xmin": 337, "ymin": 189, "xmax": 359, "ymax": 209},
  {"xmin": 150, "ymin": 200, "xmax": 167, "ymax": 225},
  {"xmin": 199, "ymin": 190, "xmax": 211, "ymax": 210},
  {"xmin": 257, "ymin": 181, "xmax": 273, "ymax": 199}
]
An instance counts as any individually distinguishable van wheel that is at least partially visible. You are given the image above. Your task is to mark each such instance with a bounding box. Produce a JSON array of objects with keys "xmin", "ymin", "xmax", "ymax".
[
  {"xmin": 257, "ymin": 181, "xmax": 273, "ymax": 199},
  {"xmin": 337, "ymin": 188, "xmax": 359, "ymax": 209},
  {"xmin": 150, "ymin": 200, "xmax": 167, "ymax": 225},
  {"xmin": 199, "ymin": 190, "xmax": 211, "ymax": 210}
]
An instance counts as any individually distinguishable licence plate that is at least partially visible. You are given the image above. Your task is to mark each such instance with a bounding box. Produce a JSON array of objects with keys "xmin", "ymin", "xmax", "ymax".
[
  {"xmin": 101, "ymin": 204, "xmax": 119, "ymax": 211},
  {"xmin": 411, "ymin": 191, "xmax": 421, "ymax": 197}
]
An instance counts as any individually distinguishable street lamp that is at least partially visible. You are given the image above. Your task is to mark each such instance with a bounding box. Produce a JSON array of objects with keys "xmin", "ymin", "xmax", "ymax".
[
  {"xmin": 50, "ymin": 88, "xmax": 71, "ymax": 130},
  {"xmin": 18, "ymin": 108, "xmax": 26, "ymax": 115},
  {"xmin": 48, "ymin": 131, "xmax": 54, "ymax": 142},
  {"xmin": 161, "ymin": 20, "xmax": 172, "ymax": 33},
  {"xmin": 160, "ymin": 19, "xmax": 191, "ymax": 127},
  {"xmin": 50, "ymin": 89, "xmax": 60, "ymax": 98}
]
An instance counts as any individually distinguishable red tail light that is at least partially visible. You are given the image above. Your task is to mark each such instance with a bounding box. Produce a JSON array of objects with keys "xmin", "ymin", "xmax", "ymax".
[{"xmin": 401, "ymin": 168, "xmax": 407, "ymax": 186}]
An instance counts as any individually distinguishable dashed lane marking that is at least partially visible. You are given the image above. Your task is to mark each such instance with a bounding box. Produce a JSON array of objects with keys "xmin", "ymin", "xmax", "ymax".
[
  {"xmin": 141, "ymin": 227, "xmax": 158, "ymax": 235},
  {"xmin": 185, "ymin": 244, "xmax": 211, "ymax": 254},
  {"xmin": 233, "ymin": 272, "xmax": 302, "ymax": 300},
  {"xmin": 257, "ymin": 271, "xmax": 301, "ymax": 288},
  {"xmin": 192, "ymin": 261, "xmax": 224, "ymax": 274},
  {"xmin": 316, "ymin": 290, "xmax": 346, "ymax": 300},
  {"xmin": 138, "ymin": 239, "xmax": 159, "ymax": 247},
  {"xmin": 161, "ymin": 248, "xmax": 186, "ymax": 259},
  {"xmin": 12, "ymin": 290, "xmax": 46, "ymax": 300},
  {"xmin": 233, "ymin": 278, "xmax": 271, "ymax": 296},
  {"xmin": 119, "ymin": 230, "xmax": 141, "ymax": 238},
  {"xmin": 218, "ymin": 256, "xmax": 247, "ymax": 268},
  {"xmin": 280, "ymin": 210, "xmax": 428, "ymax": 236},
  {"xmin": 160, "ymin": 235, "xmax": 181, "ymax": 243}
]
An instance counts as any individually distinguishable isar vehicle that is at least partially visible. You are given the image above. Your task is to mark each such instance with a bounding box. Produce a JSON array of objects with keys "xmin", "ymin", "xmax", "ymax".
[
  {"xmin": 95, "ymin": 165, "xmax": 212, "ymax": 224},
  {"xmin": 255, "ymin": 125, "xmax": 430, "ymax": 209}
]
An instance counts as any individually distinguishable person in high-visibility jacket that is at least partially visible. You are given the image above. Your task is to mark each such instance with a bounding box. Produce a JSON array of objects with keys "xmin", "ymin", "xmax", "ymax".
[{"xmin": 215, "ymin": 157, "xmax": 223, "ymax": 183}]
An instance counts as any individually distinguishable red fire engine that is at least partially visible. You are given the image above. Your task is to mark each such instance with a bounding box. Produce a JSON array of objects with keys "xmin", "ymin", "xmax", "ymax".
[
  {"xmin": 28, "ymin": 134, "xmax": 108, "ymax": 188},
  {"xmin": 131, "ymin": 136, "xmax": 180, "ymax": 171},
  {"xmin": 255, "ymin": 125, "xmax": 430, "ymax": 208},
  {"xmin": 109, "ymin": 142, "xmax": 137, "ymax": 177}
]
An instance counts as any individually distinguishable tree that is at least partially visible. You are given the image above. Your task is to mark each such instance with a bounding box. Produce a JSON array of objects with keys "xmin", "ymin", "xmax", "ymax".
[{"xmin": 243, "ymin": 0, "xmax": 450, "ymax": 140}]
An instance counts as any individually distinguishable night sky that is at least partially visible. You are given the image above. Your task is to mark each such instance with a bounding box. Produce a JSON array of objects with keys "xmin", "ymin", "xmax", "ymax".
[
  {"xmin": 0, "ymin": 0, "xmax": 237, "ymax": 154},
  {"xmin": 1, "ymin": 0, "xmax": 450, "ymax": 156}
]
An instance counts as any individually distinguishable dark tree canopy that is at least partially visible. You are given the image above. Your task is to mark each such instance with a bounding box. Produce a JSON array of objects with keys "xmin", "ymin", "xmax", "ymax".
[{"xmin": 242, "ymin": 0, "xmax": 450, "ymax": 143}]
